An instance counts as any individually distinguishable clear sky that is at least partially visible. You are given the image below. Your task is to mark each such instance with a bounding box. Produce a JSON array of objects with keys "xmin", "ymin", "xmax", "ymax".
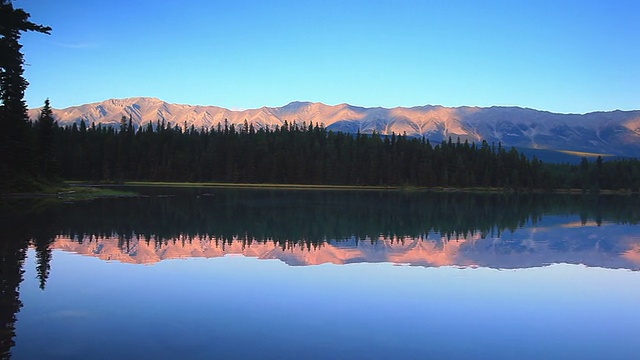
[{"xmin": 17, "ymin": 0, "xmax": 640, "ymax": 113}]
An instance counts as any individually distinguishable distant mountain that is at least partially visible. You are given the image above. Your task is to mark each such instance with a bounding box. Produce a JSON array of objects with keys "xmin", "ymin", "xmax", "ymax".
[{"xmin": 28, "ymin": 97, "xmax": 640, "ymax": 158}]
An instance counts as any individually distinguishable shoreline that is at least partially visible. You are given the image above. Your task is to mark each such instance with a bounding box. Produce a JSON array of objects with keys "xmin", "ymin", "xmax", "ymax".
[
  {"xmin": 3, "ymin": 181, "xmax": 638, "ymax": 200},
  {"xmin": 73, "ymin": 181, "xmax": 640, "ymax": 195}
]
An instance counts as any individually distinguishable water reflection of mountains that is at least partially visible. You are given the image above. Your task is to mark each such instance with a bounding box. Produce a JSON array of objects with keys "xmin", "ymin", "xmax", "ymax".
[
  {"xmin": 9, "ymin": 188, "xmax": 640, "ymax": 270},
  {"xmin": 53, "ymin": 222, "xmax": 640, "ymax": 270}
]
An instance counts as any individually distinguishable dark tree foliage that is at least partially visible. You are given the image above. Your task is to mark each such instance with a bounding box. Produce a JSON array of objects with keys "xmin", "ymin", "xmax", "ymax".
[
  {"xmin": 52, "ymin": 120, "xmax": 640, "ymax": 191},
  {"xmin": 0, "ymin": 0, "xmax": 51, "ymax": 192},
  {"xmin": 35, "ymin": 98, "xmax": 59, "ymax": 180}
]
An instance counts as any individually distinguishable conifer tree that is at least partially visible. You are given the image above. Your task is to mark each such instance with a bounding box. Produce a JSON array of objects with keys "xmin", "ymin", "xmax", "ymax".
[
  {"xmin": 36, "ymin": 98, "xmax": 60, "ymax": 180},
  {"xmin": 0, "ymin": 0, "xmax": 51, "ymax": 191}
]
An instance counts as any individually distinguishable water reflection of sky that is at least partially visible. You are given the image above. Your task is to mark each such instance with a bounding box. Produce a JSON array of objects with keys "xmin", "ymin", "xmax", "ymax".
[{"xmin": 14, "ymin": 247, "xmax": 640, "ymax": 360}]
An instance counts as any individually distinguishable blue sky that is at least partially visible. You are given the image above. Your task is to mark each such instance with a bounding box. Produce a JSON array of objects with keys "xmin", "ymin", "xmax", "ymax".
[{"xmin": 18, "ymin": 0, "xmax": 640, "ymax": 113}]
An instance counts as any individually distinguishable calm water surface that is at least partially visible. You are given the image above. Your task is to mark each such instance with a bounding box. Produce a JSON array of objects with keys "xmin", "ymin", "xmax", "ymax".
[{"xmin": 2, "ymin": 188, "xmax": 640, "ymax": 359}]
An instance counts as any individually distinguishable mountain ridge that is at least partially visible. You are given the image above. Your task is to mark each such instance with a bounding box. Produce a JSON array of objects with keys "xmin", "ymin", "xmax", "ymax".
[{"xmin": 28, "ymin": 97, "xmax": 640, "ymax": 157}]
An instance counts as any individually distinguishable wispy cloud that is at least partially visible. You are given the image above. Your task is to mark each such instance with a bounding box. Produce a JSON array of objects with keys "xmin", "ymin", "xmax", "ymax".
[
  {"xmin": 44, "ymin": 310, "xmax": 89, "ymax": 319},
  {"xmin": 52, "ymin": 41, "xmax": 99, "ymax": 49}
]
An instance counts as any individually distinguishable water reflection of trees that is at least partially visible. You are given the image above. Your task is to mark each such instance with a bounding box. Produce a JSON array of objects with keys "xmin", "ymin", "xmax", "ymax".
[
  {"xmin": 0, "ymin": 232, "xmax": 25, "ymax": 360},
  {"xmin": 51, "ymin": 190, "xmax": 639, "ymax": 245},
  {"xmin": 0, "ymin": 200, "xmax": 60, "ymax": 359},
  {"xmin": 45, "ymin": 190, "xmax": 640, "ymax": 274}
]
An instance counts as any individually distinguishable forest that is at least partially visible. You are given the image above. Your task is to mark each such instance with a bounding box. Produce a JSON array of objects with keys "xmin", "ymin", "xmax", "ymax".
[{"xmin": 32, "ymin": 111, "xmax": 640, "ymax": 192}]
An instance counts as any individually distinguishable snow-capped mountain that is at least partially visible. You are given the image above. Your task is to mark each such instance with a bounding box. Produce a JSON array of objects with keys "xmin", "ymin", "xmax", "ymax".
[{"xmin": 28, "ymin": 97, "xmax": 640, "ymax": 157}]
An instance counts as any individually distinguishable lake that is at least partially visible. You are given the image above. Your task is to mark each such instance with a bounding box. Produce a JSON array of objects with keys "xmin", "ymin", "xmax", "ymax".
[{"xmin": 2, "ymin": 188, "xmax": 640, "ymax": 359}]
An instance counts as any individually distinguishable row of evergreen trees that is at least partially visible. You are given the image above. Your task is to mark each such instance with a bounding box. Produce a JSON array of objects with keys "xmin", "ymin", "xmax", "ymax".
[{"xmin": 43, "ymin": 115, "xmax": 640, "ymax": 191}]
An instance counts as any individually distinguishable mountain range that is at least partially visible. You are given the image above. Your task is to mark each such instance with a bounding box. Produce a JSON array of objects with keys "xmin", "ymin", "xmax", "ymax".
[{"xmin": 28, "ymin": 97, "xmax": 640, "ymax": 158}]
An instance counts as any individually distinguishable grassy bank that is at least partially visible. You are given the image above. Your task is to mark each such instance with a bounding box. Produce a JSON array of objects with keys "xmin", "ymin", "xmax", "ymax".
[
  {"xmin": 2, "ymin": 183, "xmax": 137, "ymax": 201},
  {"xmin": 6, "ymin": 181, "xmax": 637, "ymax": 200},
  {"xmin": 121, "ymin": 181, "xmax": 394, "ymax": 191},
  {"xmin": 55, "ymin": 185, "xmax": 137, "ymax": 200},
  {"xmin": 79, "ymin": 181, "xmax": 638, "ymax": 195}
]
